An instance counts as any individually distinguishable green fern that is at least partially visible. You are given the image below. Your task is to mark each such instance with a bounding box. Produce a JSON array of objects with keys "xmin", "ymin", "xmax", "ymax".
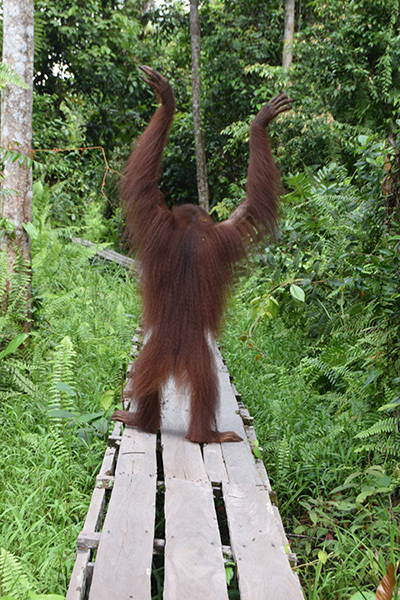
[
  {"xmin": 356, "ymin": 418, "xmax": 397, "ymax": 440},
  {"xmin": 48, "ymin": 335, "xmax": 77, "ymax": 413},
  {"xmin": 0, "ymin": 547, "xmax": 31, "ymax": 598},
  {"xmin": 0, "ymin": 249, "xmax": 31, "ymax": 337},
  {"xmin": 0, "ymin": 251, "xmax": 8, "ymax": 297},
  {"xmin": 1, "ymin": 359, "xmax": 36, "ymax": 395},
  {"xmin": 0, "ymin": 63, "xmax": 28, "ymax": 90}
]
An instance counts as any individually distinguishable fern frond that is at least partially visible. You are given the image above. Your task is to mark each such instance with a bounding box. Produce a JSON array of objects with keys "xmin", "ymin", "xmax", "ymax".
[
  {"xmin": 50, "ymin": 434, "xmax": 71, "ymax": 462},
  {"xmin": 48, "ymin": 335, "xmax": 77, "ymax": 414},
  {"xmin": 0, "ymin": 63, "xmax": 28, "ymax": 89},
  {"xmin": 355, "ymin": 417, "xmax": 397, "ymax": 440},
  {"xmin": 0, "ymin": 251, "xmax": 8, "ymax": 298},
  {"xmin": 0, "ymin": 547, "xmax": 31, "ymax": 597},
  {"xmin": 1, "ymin": 359, "xmax": 36, "ymax": 395}
]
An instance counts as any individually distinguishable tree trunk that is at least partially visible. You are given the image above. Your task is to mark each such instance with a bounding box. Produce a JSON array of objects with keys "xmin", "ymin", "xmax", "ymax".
[
  {"xmin": 282, "ymin": 0, "xmax": 295, "ymax": 68},
  {"xmin": 189, "ymin": 0, "xmax": 209, "ymax": 213},
  {"xmin": 1, "ymin": 0, "xmax": 34, "ymax": 275}
]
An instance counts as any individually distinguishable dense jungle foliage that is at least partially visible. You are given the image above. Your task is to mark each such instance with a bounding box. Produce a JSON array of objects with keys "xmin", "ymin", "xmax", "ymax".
[{"xmin": 1, "ymin": 0, "xmax": 400, "ymax": 598}]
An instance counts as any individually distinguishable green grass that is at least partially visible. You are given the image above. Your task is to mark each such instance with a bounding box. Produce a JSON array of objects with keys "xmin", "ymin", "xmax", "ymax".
[
  {"xmin": 220, "ymin": 289, "xmax": 400, "ymax": 599},
  {"xmin": 0, "ymin": 230, "xmax": 139, "ymax": 597}
]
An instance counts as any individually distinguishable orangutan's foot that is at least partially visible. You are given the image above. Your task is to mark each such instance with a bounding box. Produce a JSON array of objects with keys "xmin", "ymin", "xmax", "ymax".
[
  {"xmin": 110, "ymin": 410, "xmax": 158, "ymax": 434},
  {"xmin": 185, "ymin": 430, "xmax": 243, "ymax": 444}
]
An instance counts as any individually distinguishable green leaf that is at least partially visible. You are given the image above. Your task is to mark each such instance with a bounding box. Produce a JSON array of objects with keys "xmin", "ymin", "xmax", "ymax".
[
  {"xmin": 55, "ymin": 382, "xmax": 76, "ymax": 395},
  {"xmin": 23, "ymin": 221, "xmax": 39, "ymax": 240},
  {"xmin": 357, "ymin": 135, "xmax": 370, "ymax": 146},
  {"xmin": 252, "ymin": 441, "xmax": 262, "ymax": 459},
  {"xmin": 348, "ymin": 592, "xmax": 375, "ymax": 600},
  {"xmin": 75, "ymin": 412, "xmax": 103, "ymax": 424},
  {"xmin": 0, "ymin": 333, "xmax": 29, "ymax": 361},
  {"xmin": 100, "ymin": 390, "xmax": 115, "ymax": 410},
  {"xmin": 264, "ymin": 296, "xmax": 279, "ymax": 318},
  {"xmin": 318, "ymin": 550, "xmax": 328, "ymax": 564},
  {"xmin": 289, "ymin": 284, "xmax": 305, "ymax": 302},
  {"xmin": 225, "ymin": 562, "xmax": 235, "ymax": 585},
  {"xmin": 47, "ymin": 409, "xmax": 75, "ymax": 419}
]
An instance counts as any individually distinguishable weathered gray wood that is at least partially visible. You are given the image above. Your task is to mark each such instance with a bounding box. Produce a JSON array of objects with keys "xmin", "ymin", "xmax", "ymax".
[
  {"xmin": 88, "ymin": 427, "xmax": 157, "ymax": 600},
  {"xmin": 67, "ymin": 427, "xmax": 120, "ymax": 600},
  {"xmin": 213, "ymin": 348, "xmax": 304, "ymax": 600},
  {"xmin": 66, "ymin": 550, "xmax": 91, "ymax": 600},
  {"xmin": 164, "ymin": 478, "xmax": 229, "ymax": 600},
  {"xmin": 203, "ymin": 441, "xmax": 228, "ymax": 486},
  {"xmin": 161, "ymin": 382, "xmax": 208, "ymax": 482},
  {"xmin": 72, "ymin": 237, "xmax": 136, "ymax": 270},
  {"xmin": 161, "ymin": 381, "xmax": 229, "ymax": 600},
  {"xmin": 77, "ymin": 532, "xmax": 101, "ymax": 551},
  {"xmin": 82, "ymin": 444, "xmax": 119, "ymax": 534}
]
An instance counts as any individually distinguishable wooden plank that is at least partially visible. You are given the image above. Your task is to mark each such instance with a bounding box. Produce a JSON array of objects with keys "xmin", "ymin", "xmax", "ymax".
[
  {"xmin": 66, "ymin": 550, "xmax": 91, "ymax": 600},
  {"xmin": 203, "ymin": 442, "xmax": 228, "ymax": 486},
  {"xmin": 211, "ymin": 348, "xmax": 304, "ymax": 600},
  {"xmin": 67, "ymin": 425, "xmax": 121, "ymax": 600},
  {"xmin": 161, "ymin": 381, "xmax": 208, "ymax": 482},
  {"xmin": 88, "ymin": 427, "xmax": 157, "ymax": 600},
  {"xmin": 71, "ymin": 237, "xmax": 137, "ymax": 270},
  {"xmin": 163, "ymin": 478, "xmax": 229, "ymax": 600},
  {"xmin": 82, "ymin": 443, "xmax": 119, "ymax": 534},
  {"xmin": 224, "ymin": 483, "xmax": 303, "ymax": 599},
  {"xmin": 161, "ymin": 381, "xmax": 229, "ymax": 600}
]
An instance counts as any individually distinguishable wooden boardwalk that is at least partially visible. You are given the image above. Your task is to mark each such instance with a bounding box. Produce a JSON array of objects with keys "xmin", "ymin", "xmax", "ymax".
[
  {"xmin": 72, "ymin": 237, "xmax": 136, "ymax": 270},
  {"xmin": 67, "ymin": 339, "xmax": 304, "ymax": 600}
]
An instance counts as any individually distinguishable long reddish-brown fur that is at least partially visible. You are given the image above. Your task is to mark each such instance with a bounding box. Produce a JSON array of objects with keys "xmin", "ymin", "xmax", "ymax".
[{"xmin": 111, "ymin": 66, "xmax": 292, "ymax": 443}]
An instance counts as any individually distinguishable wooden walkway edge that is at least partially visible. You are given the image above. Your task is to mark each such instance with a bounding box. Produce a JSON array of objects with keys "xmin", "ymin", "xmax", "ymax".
[
  {"xmin": 71, "ymin": 237, "xmax": 136, "ymax": 271},
  {"xmin": 67, "ymin": 338, "xmax": 304, "ymax": 600}
]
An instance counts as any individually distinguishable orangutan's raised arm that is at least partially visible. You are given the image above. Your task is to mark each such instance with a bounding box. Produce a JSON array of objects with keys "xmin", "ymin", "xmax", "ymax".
[
  {"xmin": 122, "ymin": 66, "xmax": 176, "ymax": 248},
  {"xmin": 227, "ymin": 93, "xmax": 293, "ymax": 243}
]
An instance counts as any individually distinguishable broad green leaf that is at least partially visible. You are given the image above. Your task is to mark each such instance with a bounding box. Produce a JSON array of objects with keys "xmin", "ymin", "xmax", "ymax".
[
  {"xmin": 47, "ymin": 409, "xmax": 75, "ymax": 419},
  {"xmin": 348, "ymin": 592, "xmax": 375, "ymax": 600},
  {"xmin": 75, "ymin": 412, "xmax": 103, "ymax": 424},
  {"xmin": 23, "ymin": 221, "xmax": 39, "ymax": 240},
  {"xmin": 55, "ymin": 382, "xmax": 76, "ymax": 395},
  {"xmin": 0, "ymin": 333, "xmax": 29, "ymax": 361},
  {"xmin": 289, "ymin": 284, "xmax": 305, "ymax": 302},
  {"xmin": 318, "ymin": 550, "xmax": 328, "ymax": 564},
  {"xmin": 100, "ymin": 390, "xmax": 115, "ymax": 410}
]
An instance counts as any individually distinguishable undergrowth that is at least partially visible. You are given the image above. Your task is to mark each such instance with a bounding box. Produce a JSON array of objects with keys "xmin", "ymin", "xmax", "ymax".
[
  {"xmin": 0, "ymin": 220, "xmax": 139, "ymax": 597},
  {"xmin": 221, "ymin": 143, "xmax": 400, "ymax": 598}
]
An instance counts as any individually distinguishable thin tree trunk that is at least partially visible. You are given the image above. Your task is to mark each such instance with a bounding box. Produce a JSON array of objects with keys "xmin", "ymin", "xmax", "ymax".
[
  {"xmin": 1, "ymin": 0, "xmax": 34, "ymax": 310},
  {"xmin": 189, "ymin": 0, "xmax": 209, "ymax": 213},
  {"xmin": 282, "ymin": 0, "xmax": 295, "ymax": 68}
]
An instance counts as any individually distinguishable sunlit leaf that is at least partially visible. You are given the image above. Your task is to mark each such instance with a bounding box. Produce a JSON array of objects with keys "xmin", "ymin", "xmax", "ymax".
[
  {"xmin": 289, "ymin": 284, "xmax": 305, "ymax": 302},
  {"xmin": 348, "ymin": 592, "xmax": 375, "ymax": 600},
  {"xmin": 55, "ymin": 381, "xmax": 76, "ymax": 395},
  {"xmin": 225, "ymin": 562, "xmax": 235, "ymax": 585},
  {"xmin": 47, "ymin": 408, "xmax": 75, "ymax": 419},
  {"xmin": 0, "ymin": 333, "xmax": 29, "ymax": 361},
  {"xmin": 100, "ymin": 389, "xmax": 115, "ymax": 410},
  {"xmin": 318, "ymin": 550, "xmax": 328, "ymax": 564}
]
